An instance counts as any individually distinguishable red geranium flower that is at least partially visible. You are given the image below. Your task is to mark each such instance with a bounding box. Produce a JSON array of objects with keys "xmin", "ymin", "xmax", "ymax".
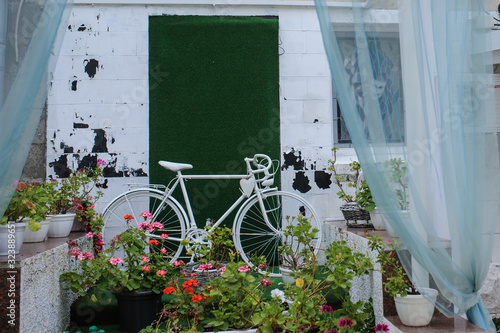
[
  {"xmin": 148, "ymin": 239, "xmax": 159, "ymax": 246},
  {"xmin": 184, "ymin": 287, "xmax": 194, "ymax": 295},
  {"xmin": 124, "ymin": 214, "xmax": 134, "ymax": 220},
  {"xmin": 163, "ymin": 287, "xmax": 175, "ymax": 294},
  {"xmin": 192, "ymin": 295, "xmax": 203, "ymax": 303}
]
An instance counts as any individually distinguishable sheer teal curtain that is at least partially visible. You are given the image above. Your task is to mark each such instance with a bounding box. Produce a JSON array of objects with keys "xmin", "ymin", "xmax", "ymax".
[
  {"xmin": 315, "ymin": 0, "xmax": 499, "ymax": 332},
  {"xmin": 0, "ymin": 0, "xmax": 72, "ymax": 219}
]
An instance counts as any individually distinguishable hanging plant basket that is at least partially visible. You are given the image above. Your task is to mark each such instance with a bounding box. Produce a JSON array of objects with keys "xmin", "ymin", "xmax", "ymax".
[{"xmin": 340, "ymin": 202, "xmax": 373, "ymax": 228}]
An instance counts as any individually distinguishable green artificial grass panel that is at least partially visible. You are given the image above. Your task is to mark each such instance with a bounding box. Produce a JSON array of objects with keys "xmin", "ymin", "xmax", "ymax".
[{"xmin": 149, "ymin": 15, "xmax": 280, "ymax": 226}]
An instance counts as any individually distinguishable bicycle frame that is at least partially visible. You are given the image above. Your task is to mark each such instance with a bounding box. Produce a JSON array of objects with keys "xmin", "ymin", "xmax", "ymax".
[{"xmin": 152, "ymin": 156, "xmax": 279, "ymax": 244}]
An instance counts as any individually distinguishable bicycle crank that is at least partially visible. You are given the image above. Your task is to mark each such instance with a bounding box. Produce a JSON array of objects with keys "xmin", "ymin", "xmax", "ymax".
[{"xmin": 184, "ymin": 228, "xmax": 211, "ymax": 262}]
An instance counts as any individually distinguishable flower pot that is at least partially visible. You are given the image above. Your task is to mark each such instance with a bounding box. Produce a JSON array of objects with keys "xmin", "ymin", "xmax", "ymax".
[
  {"xmin": 280, "ymin": 266, "xmax": 296, "ymax": 284},
  {"xmin": 48, "ymin": 213, "xmax": 76, "ymax": 238},
  {"xmin": 114, "ymin": 290, "xmax": 162, "ymax": 333},
  {"xmin": 394, "ymin": 288, "xmax": 438, "ymax": 326},
  {"xmin": 24, "ymin": 218, "xmax": 51, "ymax": 243},
  {"xmin": 0, "ymin": 221, "xmax": 28, "ymax": 255}
]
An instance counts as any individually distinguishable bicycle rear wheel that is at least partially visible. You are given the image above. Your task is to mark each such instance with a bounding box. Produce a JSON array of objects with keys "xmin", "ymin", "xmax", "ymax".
[
  {"xmin": 102, "ymin": 189, "xmax": 186, "ymax": 262},
  {"xmin": 233, "ymin": 190, "xmax": 321, "ymax": 276}
]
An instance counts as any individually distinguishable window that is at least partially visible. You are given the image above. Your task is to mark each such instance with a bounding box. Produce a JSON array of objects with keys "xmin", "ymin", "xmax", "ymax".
[{"xmin": 334, "ymin": 36, "xmax": 404, "ymax": 144}]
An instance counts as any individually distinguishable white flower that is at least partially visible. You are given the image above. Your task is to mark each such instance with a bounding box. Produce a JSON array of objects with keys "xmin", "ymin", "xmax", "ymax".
[{"xmin": 270, "ymin": 289, "xmax": 285, "ymax": 302}]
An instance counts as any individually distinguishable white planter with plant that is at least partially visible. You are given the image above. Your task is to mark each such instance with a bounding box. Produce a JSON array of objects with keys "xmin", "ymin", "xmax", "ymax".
[
  {"xmin": 24, "ymin": 217, "xmax": 51, "ymax": 242},
  {"xmin": 0, "ymin": 221, "xmax": 28, "ymax": 255},
  {"xmin": 394, "ymin": 287, "xmax": 438, "ymax": 326},
  {"xmin": 369, "ymin": 235, "xmax": 437, "ymax": 327},
  {"xmin": 48, "ymin": 213, "xmax": 76, "ymax": 238}
]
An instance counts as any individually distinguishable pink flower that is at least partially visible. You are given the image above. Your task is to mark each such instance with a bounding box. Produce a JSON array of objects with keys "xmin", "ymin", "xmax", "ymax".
[
  {"xmin": 198, "ymin": 263, "xmax": 213, "ymax": 271},
  {"xmin": 161, "ymin": 248, "xmax": 167, "ymax": 254},
  {"xmin": 69, "ymin": 247, "xmax": 81, "ymax": 258},
  {"xmin": 109, "ymin": 257, "xmax": 124, "ymax": 265},
  {"xmin": 258, "ymin": 263, "xmax": 267, "ymax": 270},
  {"xmin": 77, "ymin": 252, "xmax": 93, "ymax": 260},
  {"xmin": 89, "ymin": 196, "xmax": 93, "ymax": 201},
  {"xmin": 142, "ymin": 265, "xmax": 150, "ymax": 272},
  {"xmin": 151, "ymin": 221, "xmax": 164, "ymax": 229},
  {"xmin": 86, "ymin": 232, "xmax": 94, "ymax": 238},
  {"xmin": 138, "ymin": 222, "xmax": 153, "ymax": 232},
  {"xmin": 238, "ymin": 264, "xmax": 250, "ymax": 272},
  {"xmin": 260, "ymin": 279, "xmax": 273, "ymax": 287},
  {"xmin": 160, "ymin": 234, "xmax": 169, "ymax": 238},
  {"xmin": 141, "ymin": 211, "xmax": 153, "ymax": 219},
  {"xmin": 174, "ymin": 260, "xmax": 185, "ymax": 267},
  {"xmin": 141, "ymin": 255, "xmax": 149, "ymax": 263},
  {"xmin": 97, "ymin": 159, "xmax": 106, "ymax": 166},
  {"xmin": 156, "ymin": 270, "xmax": 166, "ymax": 276},
  {"xmin": 337, "ymin": 318, "xmax": 353, "ymax": 328},
  {"xmin": 90, "ymin": 204, "xmax": 95, "ymax": 209},
  {"xmin": 220, "ymin": 267, "xmax": 226, "ymax": 274},
  {"xmin": 375, "ymin": 324, "xmax": 390, "ymax": 332},
  {"xmin": 320, "ymin": 304, "xmax": 333, "ymax": 313}
]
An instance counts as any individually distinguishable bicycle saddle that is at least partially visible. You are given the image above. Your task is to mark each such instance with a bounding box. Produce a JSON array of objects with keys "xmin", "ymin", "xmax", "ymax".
[{"xmin": 158, "ymin": 161, "xmax": 193, "ymax": 172}]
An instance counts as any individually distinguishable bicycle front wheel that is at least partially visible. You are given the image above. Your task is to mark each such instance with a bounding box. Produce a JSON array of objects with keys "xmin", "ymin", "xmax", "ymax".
[
  {"xmin": 102, "ymin": 189, "xmax": 186, "ymax": 262},
  {"xmin": 233, "ymin": 190, "xmax": 321, "ymax": 276}
]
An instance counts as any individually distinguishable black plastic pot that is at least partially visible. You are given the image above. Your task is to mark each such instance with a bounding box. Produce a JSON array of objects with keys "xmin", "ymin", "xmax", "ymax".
[{"xmin": 114, "ymin": 290, "xmax": 161, "ymax": 333}]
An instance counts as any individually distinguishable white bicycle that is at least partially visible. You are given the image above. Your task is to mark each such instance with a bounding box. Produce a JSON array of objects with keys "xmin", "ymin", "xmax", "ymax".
[{"xmin": 102, "ymin": 154, "xmax": 321, "ymax": 276}]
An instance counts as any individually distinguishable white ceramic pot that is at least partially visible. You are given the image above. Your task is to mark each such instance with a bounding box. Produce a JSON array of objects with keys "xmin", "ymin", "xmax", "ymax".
[
  {"xmin": 0, "ymin": 221, "xmax": 28, "ymax": 255},
  {"xmin": 394, "ymin": 288, "xmax": 438, "ymax": 326},
  {"xmin": 24, "ymin": 218, "xmax": 51, "ymax": 243},
  {"xmin": 370, "ymin": 208, "xmax": 385, "ymax": 230},
  {"xmin": 48, "ymin": 213, "xmax": 76, "ymax": 238},
  {"xmin": 280, "ymin": 266, "xmax": 296, "ymax": 284}
]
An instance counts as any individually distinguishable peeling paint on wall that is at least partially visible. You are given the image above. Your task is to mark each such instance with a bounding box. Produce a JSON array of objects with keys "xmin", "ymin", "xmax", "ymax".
[
  {"xmin": 92, "ymin": 129, "xmax": 108, "ymax": 152},
  {"xmin": 84, "ymin": 59, "xmax": 99, "ymax": 78},
  {"xmin": 314, "ymin": 170, "xmax": 332, "ymax": 190},
  {"xmin": 292, "ymin": 171, "xmax": 311, "ymax": 193},
  {"xmin": 48, "ymin": 155, "xmax": 72, "ymax": 178},
  {"xmin": 282, "ymin": 149, "xmax": 305, "ymax": 170},
  {"xmin": 73, "ymin": 123, "xmax": 89, "ymax": 128}
]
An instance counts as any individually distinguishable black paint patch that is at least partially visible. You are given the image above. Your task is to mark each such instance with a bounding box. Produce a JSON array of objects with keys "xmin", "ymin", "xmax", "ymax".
[
  {"xmin": 77, "ymin": 24, "xmax": 87, "ymax": 31},
  {"xmin": 68, "ymin": 25, "xmax": 72, "ymax": 31},
  {"xmin": 130, "ymin": 168, "xmax": 148, "ymax": 177},
  {"xmin": 103, "ymin": 158, "xmax": 124, "ymax": 177},
  {"xmin": 71, "ymin": 80, "xmax": 77, "ymax": 91},
  {"xmin": 97, "ymin": 179, "xmax": 108, "ymax": 189},
  {"xmin": 313, "ymin": 119, "xmax": 319, "ymax": 123},
  {"xmin": 74, "ymin": 123, "xmax": 89, "ymax": 128},
  {"xmin": 49, "ymin": 155, "xmax": 72, "ymax": 178},
  {"xmin": 84, "ymin": 59, "xmax": 99, "ymax": 78},
  {"xmin": 292, "ymin": 172, "xmax": 311, "ymax": 193},
  {"xmin": 314, "ymin": 171, "xmax": 332, "ymax": 190},
  {"xmin": 282, "ymin": 150, "xmax": 305, "ymax": 170},
  {"xmin": 60, "ymin": 142, "xmax": 74, "ymax": 154},
  {"xmin": 77, "ymin": 154, "xmax": 98, "ymax": 171},
  {"xmin": 92, "ymin": 129, "xmax": 108, "ymax": 152}
]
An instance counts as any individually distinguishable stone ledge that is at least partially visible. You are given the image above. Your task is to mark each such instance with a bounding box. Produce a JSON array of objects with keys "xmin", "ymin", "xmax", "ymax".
[
  {"xmin": 386, "ymin": 313, "xmax": 486, "ymax": 333},
  {"xmin": 0, "ymin": 232, "xmax": 91, "ymax": 333}
]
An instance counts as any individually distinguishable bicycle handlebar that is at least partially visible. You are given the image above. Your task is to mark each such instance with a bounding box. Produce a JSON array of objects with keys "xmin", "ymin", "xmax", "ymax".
[{"xmin": 244, "ymin": 154, "xmax": 275, "ymax": 184}]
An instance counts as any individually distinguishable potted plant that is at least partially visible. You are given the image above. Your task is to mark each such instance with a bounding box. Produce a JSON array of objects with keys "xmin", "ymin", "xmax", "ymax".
[
  {"xmin": 61, "ymin": 212, "xmax": 174, "ymax": 333},
  {"xmin": 47, "ymin": 159, "xmax": 105, "ymax": 237},
  {"xmin": 278, "ymin": 215, "xmax": 319, "ymax": 283},
  {"xmin": 368, "ymin": 235, "xmax": 438, "ymax": 327},
  {"xmin": 254, "ymin": 237, "xmax": 376, "ymax": 333},
  {"xmin": 149, "ymin": 255, "xmax": 271, "ymax": 333},
  {"xmin": 0, "ymin": 181, "xmax": 52, "ymax": 252},
  {"xmin": 328, "ymin": 147, "xmax": 371, "ymax": 227}
]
